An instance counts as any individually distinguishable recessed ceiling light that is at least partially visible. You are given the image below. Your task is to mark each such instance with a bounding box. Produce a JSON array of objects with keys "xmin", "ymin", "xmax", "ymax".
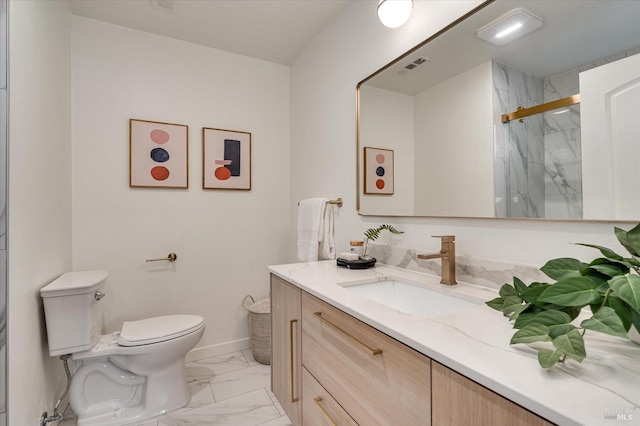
[{"xmin": 477, "ymin": 8, "xmax": 543, "ymax": 46}]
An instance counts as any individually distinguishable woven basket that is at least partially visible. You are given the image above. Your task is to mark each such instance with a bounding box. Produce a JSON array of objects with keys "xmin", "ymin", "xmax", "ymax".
[{"xmin": 243, "ymin": 295, "xmax": 271, "ymax": 365}]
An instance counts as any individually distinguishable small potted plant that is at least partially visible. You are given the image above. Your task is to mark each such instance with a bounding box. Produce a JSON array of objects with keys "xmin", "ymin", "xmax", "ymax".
[
  {"xmin": 487, "ymin": 223, "xmax": 640, "ymax": 368},
  {"xmin": 362, "ymin": 224, "xmax": 404, "ymax": 259}
]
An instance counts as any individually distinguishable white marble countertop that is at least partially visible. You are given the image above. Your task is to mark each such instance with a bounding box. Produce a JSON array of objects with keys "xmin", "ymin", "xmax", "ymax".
[{"xmin": 268, "ymin": 260, "xmax": 640, "ymax": 426}]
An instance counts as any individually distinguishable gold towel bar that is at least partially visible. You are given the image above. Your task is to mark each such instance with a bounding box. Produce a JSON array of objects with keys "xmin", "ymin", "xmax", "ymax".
[{"xmin": 297, "ymin": 198, "xmax": 343, "ymax": 207}]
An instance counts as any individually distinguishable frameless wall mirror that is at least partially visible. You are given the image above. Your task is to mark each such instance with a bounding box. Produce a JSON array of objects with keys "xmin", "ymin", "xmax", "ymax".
[{"xmin": 357, "ymin": 0, "xmax": 640, "ymax": 220}]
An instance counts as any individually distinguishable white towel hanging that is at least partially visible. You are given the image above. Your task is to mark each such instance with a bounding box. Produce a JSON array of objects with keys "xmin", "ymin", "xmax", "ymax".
[{"xmin": 297, "ymin": 198, "xmax": 335, "ymax": 261}]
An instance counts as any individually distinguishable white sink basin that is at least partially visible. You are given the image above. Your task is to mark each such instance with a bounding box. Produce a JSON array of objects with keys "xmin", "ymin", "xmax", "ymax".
[{"xmin": 340, "ymin": 277, "xmax": 479, "ymax": 318}]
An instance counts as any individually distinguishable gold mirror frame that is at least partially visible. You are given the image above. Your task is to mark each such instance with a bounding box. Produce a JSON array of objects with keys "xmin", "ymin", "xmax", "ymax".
[{"xmin": 356, "ymin": 0, "xmax": 640, "ymax": 222}]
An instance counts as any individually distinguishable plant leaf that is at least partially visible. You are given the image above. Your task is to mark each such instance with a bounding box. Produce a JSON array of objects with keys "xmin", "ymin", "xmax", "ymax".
[
  {"xmin": 513, "ymin": 310, "xmax": 572, "ymax": 329},
  {"xmin": 510, "ymin": 324, "xmax": 551, "ymax": 344},
  {"xmin": 548, "ymin": 323, "xmax": 577, "ymax": 339},
  {"xmin": 540, "ymin": 258, "xmax": 587, "ymax": 280},
  {"xmin": 499, "ymin": 284, "xmax": 519, "ymax": 298},
  {"xmin": 513, "ymin": 277, "xmax": 528, "ymax": 295},
  {"xmin": 552, "ymin": 329, "xmax": 586, "ymax": 362},
  {"xmin": 538, "ymin": 349, "xmax": 563, "ymax": 368},
  {"xmin": 502, "ymin": 296, "xmax": 529, "ymax": 320},
  {"xmin": 576, "ymin": 243, "xmax": 624, "ymax": 261},
  {"xmin": 605, "ymin": 294, "xmax": 632, "ymax": 330},
  {"xmin": 561, "ymin": 306, "xmax": 583, "ymax": 321},
  {"xmin": 625, "ymin": 224, "xmax": 640, "ymax": 257},
  {"xmin": 616, "ymin": 226, "xmax": 640, "ymax": 257},
  {"xmin": 632, "ymin": 310, "xmax": 640, "ymax": 334},
  {"xmin": 363, "ymin": 224, "xmax": 403, "ymax": 241},
  {"xmin": 581, "ymin": 306, "xmax": 628, "ymax": 339},
  {"xmin": 485, "ymin": 297, "xmax": 504, "ymax": 311},
  {"xmin": 513, "ymin": 311, "xmax": 539, "ymax": 329},
  {"xmin": 589, "ymin": 263, "xmax": 629, "ymax": 278},
  {"xmin": 521, "ymin": 283, "xmax": 551, "ymax": 304},
  {"xmin": 608, "ymin": 274, "xmax": 640, "ymax": 314},
  {"xmin": 538, "ymin": 277, "xmax": 603, "ymax": 306}
]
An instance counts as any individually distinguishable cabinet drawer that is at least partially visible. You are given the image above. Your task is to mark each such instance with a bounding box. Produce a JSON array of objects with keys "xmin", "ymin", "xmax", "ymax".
[
  {"xmin": 302, "ymin": 367, "xmax": 358, "ymax": 426},
  {"xmin": 302, "ymin": 293, "xmax": 431, "ymax": 425},
  {"xmin": 432, "ymin": 362, "xmax": 554, "ymax": 426}
]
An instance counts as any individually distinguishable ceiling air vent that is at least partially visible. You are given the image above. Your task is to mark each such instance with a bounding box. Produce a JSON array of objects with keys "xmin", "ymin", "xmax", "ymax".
[{"xmin": 398, "ymin": 56, "xmax": 431, "ymax": 75}]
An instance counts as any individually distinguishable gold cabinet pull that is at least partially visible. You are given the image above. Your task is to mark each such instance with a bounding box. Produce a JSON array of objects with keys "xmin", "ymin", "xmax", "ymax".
[
  {"xmin": 289, "ymin": 319, "xmax": 299, "ymax": 403},
  {"xmin": 313, "ymin": 311, "xmax": 383, "ymax": 356},
  {"xmin": 314, "ymin": 397, "xmax": 338, "ymax": 426}
]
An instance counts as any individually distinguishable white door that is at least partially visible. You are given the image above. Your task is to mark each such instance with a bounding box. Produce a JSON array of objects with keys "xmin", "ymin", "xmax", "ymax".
[{"xmin": 581, "ymin": 53, "xmax": 640, "ymax": 220}]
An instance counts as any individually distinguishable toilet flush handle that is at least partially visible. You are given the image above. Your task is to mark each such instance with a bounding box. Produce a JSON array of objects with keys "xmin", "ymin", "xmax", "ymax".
[{"xmin": 94, "ymin": 291, "xmax": 106, "ymax": 301}]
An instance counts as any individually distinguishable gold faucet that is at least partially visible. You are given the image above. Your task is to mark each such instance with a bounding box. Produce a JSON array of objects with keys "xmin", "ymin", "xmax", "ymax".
[{"xmin": 417, "ymin": 235, "xmax": 457, "ymax": 285}]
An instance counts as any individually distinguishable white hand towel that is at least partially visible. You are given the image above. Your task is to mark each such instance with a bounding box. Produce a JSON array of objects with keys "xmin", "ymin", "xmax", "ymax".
[
  {"xmin": 320, "ymin": 204, "xmax": 336, "ymax": 260},
  {"xmin": 297, "ymin": 198, "xmax": 327, "ymax": 261}
]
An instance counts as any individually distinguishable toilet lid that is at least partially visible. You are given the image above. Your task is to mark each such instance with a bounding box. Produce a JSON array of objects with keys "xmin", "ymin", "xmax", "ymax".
[{"xmin": 118, "ymin": 315, "xmax": 204, "ymax": 347}]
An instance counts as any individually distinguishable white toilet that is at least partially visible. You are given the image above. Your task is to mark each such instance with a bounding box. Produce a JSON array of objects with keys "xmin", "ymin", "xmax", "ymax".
[{"xmin": 40, "ymin": 270, "xmax": 205, "ymax": 425}]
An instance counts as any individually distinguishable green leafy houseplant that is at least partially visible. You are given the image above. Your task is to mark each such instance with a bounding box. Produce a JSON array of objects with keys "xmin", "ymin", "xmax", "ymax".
[
  {"xmin": 487, "ymin": 224, "xmax": 640, "ymax": 368},
  {"xmin": 362, "ymin": 224, "xmax": 403, "ymax": 259}
]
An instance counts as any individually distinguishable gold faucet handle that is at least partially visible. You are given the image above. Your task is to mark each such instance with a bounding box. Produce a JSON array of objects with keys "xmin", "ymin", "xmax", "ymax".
[{"xmin": 432, "ymin": 235, "xmax": 455, "ymax": 242}]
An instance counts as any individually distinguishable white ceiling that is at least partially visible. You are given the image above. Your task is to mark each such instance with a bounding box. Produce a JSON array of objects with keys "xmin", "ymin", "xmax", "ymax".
[
  {"xmin": 68, "ymin": 0, "xmax": 350, "ymax": 66},
  {"xmin": 365, "ymin": 0, "xmax": 640, "ymax": 95}
]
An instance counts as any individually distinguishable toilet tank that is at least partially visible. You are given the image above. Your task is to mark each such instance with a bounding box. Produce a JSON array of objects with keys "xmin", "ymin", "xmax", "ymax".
[{"xmin": 40, "ymin": 270, "xmax": 108, "ymax": 357}]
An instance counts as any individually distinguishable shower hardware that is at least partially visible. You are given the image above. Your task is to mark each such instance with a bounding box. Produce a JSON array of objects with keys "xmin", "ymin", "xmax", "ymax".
[
  {"xmin": 146, "ymin": 252, "xmax": 178, "ymax": 262},
  {"xmin": 502, "ymin": 94, "xmax": 580, "ymax": 123}
]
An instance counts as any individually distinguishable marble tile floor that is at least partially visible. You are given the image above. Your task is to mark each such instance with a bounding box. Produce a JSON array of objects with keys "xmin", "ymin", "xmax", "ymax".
[{"xmin": 58, "ymin": 349, "xmax": 292, "ymax": 426}]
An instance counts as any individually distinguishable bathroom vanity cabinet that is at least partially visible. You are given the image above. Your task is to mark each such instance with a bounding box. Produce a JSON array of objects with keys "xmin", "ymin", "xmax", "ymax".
[
  {"xmin": 270, "ymin": 275, "xmax": 302, "ymax": 425},
  {"xmin": 271, "ymin": 273, "xmax": 553, "ymax": 426}
]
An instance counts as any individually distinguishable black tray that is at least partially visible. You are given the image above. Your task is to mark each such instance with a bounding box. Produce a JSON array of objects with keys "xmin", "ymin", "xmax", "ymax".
[{"xmin": 336, "ymin": 257, "xmax": 376, "ymax": 269}]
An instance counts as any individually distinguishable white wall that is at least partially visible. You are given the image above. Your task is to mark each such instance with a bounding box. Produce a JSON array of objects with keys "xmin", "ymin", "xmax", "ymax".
[
  {"xmin": 71, "ymin": 17, "xmax": 291, "ymax": 355},
  {"xmin": 358, "ymin": 85, "xmax": 414, "ymax": 215},
  {"xmin": 291, "ymin": 0, "xmax": 632, "ymax": 270},
  {"xmin": 413, "ymin": 60, "xmax": 494, "ymax": 217},
  {"xmin": 8, "ymin": 0, "xmax": 72, "ymax": 424},
  {"xmin": 414, "ymin": 61, "xmax": 494, "ymax": 217}
]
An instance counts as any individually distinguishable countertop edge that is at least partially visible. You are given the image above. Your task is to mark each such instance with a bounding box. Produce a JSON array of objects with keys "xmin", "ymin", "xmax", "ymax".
[{"xmin": 268, "ymin": 261, "xmax": 640, "ymax": 426}]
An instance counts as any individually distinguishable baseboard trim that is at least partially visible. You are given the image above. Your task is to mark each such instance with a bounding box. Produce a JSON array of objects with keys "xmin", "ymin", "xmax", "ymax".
[{"xmin": 186, "ymin": 337, "xmax": 250, "ymax": 362}]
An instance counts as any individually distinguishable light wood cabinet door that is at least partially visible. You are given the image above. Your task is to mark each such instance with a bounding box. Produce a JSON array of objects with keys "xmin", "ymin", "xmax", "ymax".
[
  {"xmin": 302, "ymin": 367, "xmax": 359, "ymax": 426},
  {"xmin": 432, "ymin": 361, "xmax": 554, "ymax": 425},
  {"xmin": 302, "ymin": 292, "xmax": 431, "ymax": 425},
  {"xmin": 271, "ymin": 275, "xmax": 302, "ymax": 425}
]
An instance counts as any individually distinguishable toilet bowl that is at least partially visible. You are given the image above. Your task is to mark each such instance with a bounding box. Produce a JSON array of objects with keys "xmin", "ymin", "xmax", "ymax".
[{"xmin": 40, "ymin": 271, "xmax": 205, "ymax": 426}]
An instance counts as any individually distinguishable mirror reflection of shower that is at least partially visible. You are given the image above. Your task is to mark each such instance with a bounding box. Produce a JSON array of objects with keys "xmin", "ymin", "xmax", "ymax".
[
  {"xmin": 493, "ymin": 58, "xmax": 583, "ymax": 219},
  {"xmin": 491, "ymin": 42, "xmax": 640, "ymax": 220},
  {"xmin": 495, "ymin": 39, "xmax": 640, "ymax": 220}
]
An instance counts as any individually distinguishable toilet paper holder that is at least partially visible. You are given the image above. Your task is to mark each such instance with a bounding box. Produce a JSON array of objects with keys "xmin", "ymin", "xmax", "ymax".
[{"xmin": 146, "ymin": 253, "xmax": 178, "ymax": 262}]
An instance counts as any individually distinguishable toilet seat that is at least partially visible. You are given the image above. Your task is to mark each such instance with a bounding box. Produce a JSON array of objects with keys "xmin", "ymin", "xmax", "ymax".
[{"xmin": 118, "ymin": 315, "xmax": 204, "ymax": 347}]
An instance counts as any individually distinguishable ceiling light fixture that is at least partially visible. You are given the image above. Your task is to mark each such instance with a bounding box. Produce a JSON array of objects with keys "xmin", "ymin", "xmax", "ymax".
[
  {"xmin": 477, "ymin": 8, "xmax": 543, "ymax": 46},
  {"xmin": 377, "ymin": 0, "xmax": 413, "ymax": 29}
]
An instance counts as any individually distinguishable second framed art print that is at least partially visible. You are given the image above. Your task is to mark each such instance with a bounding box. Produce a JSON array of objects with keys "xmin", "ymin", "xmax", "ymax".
[{"xmin": 202, "ymin": 127, "xmax": 251, "ymax": 190}]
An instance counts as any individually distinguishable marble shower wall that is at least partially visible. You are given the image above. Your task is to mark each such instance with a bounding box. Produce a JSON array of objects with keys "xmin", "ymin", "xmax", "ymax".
[
  {"xmin": 543, "ymin": 70, "xmax": 582, "ymax": 219},
  {"xmin": 492, "ymin": 61, "xmax": 545, "ymax": 218},
  {"xmin": 543, "ymin": 46, "xmax": 640, "ymax": 219},
  {"xmin": 494, "ymin": 48, "xmax": 640, "ymax": 220}
]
